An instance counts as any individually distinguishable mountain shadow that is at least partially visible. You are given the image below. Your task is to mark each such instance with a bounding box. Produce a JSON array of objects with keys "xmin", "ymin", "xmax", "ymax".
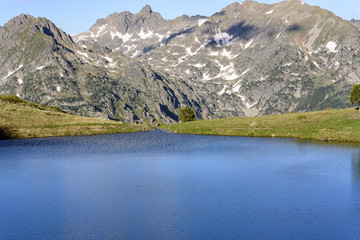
[
  {"xmin": 163, "ymin": 27, "xmax": 196, "ymax": 45},
  {"xmin": 159, "ymin": 104, "xmax": 179, "ymax": 122},
  {"xmin": 286, "ymin": 23, "xmax": 303, "ymax": 32},
  {"xmin": 227, "ymin": 21, "xmax": 257, "ymax": 39}
]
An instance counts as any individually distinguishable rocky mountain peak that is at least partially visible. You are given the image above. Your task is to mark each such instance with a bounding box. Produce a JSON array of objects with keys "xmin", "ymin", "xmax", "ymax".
[
  {"xmin": 33, "ymin": 17, "xmax": 74, "ymax": 43},
  {"xmin": 1, "ymin": 14, "xmax": 73, "ymax": 45},
  {"xmin": 139, "ymin": 4, "xmax": 152, "ymax": 17},
  {"xmin": 222, "ymin": 2, "xmax": 243, "ymax": 11},
  {"xmin": 4, "ymin": 14, "xmax": 34, "ymax": 30}
]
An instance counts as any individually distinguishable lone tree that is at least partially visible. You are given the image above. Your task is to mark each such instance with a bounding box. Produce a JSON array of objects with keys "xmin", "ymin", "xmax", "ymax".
[
  {"xmin": 179, "ymin": 106, "xmax": 196, "ymax": 122},
  {"xmin": 350, "ymin": 84, "xmax": 360, "ymax": 113}
]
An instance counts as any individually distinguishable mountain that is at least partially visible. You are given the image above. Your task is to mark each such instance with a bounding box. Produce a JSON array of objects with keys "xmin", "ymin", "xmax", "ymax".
[
  {"xmin": 1, "ymin": 0, "xmax": 360, "ymax": 123},
  {"xmin": 0, "ymin": 14, "xmax": 223, "ymax": 123},
  {"xmin": 75, "ymin": 0, "xmax": 360, "ymax": 116},
  {"xmin": 74, "ymin": 5, "xmax": 206, "ymax": 57},
  {"xmin": 144, "ymin": 0, "xmax": 360, "ymax": 115}
]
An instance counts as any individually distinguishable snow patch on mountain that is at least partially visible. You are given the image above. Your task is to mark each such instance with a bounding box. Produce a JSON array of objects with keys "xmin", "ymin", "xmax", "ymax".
[
  {"xmin": 103, "ymin": 56, "xmax": 113, "ymax": 62},
  {"xmin": 139, "ymin": 29, "xmax": 154, "ymax": 39},
  {"xmin": 156, "ymin": 33, "xmax": 167, "ymax": 41},
  {"xmin": 186, "ymin": 47, "xmax": 197, "ymax": 56},
  {"xmin": 2, "ymin": 65, "xmax": 23, "ymax": 80},
  {"xmin": 198, "ymin": 19, "xmax": 208, "ymax": 26},
  {"xmin": 208, "ymin": 51, "xmax": 219, "ymax": 56},
  {"xmin": 266, "ymin": 10, "xmax": 274, "ymax": 15},
  {"xmin": 214, "ymin": 29, "xmax": 233, "ymax": 46},
  {"xmin": 124, "ymin": 44, "xmax": 138, "ymax": 52},
  {"xmin": 246, "ymin": 101, "xmax": 258, "ymax": 109},
  {"xmin": 221, "ymin": 49, "xmax": 239, "ymax": 59},
  {"xmin": 215, "ymin": 61, "xmax": 238, "ymax": 81},
  {"xmin": 218, "ymin": 85, "xmax": 228, "ymax": 95},
  {"xmin": 131, "ymin": 50, "xmax": 141, "ymax": 57},
  {"xmin": 111, "ymin": 32, "xmax": 133, "ymax": 43},
  {"xmin": 239, "ymin": 68, "xmax": 250, "ymax": 77},
  {"xmin": 244, "ymin": 38, "xmax": 254, "ymax": 49},
  {"xmin": 76, "ymin": 51, "xmax": 90, "ymax": 59},
  {"xmin": 203, "ymin": 73, "xmax": 212, "ymax": 81},
  {"xmin": 274, "ymin": 32, "xmax": 281, "ymax": 41},
  {"xmin": 313, "ymin": 61, "xmax": 320, "ymax": 69},
  {"xmin": 194, "ymin": 63, "xmax": 206, "ymax": 68},
  {"xmin": 238, "ymin": 95, "xmax": 246, "ymax": 102},
  {"xmin": 96, "ymin": 24, "xmax": 108, "ymax": 38},
  {"xmin": 326, "ymin": 41, "xmax": 338, "ymax": 53},
  {"xmin": 178, "ymin": 57, "xmax": 185, "ymax": 64},
  {"xmin": 36, "ymin": 66, "xmax": 45, "ymax": 70},
  {"xmin": 232, "ymin": 84, "xmax": 241, "ymax": 93}
]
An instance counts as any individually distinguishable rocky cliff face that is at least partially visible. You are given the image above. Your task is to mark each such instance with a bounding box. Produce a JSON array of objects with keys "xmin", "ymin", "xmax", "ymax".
[
  {"xmin": 1, "ymin": 0, "xmax": 360, "ymax": 123},
  {"xmin": 351, "ymin": 19, "xmax": 360, "ymax": 30}
]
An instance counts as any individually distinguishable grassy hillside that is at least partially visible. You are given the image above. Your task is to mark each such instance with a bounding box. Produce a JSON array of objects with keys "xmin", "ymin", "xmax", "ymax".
[
  {"xmin": 0, "ymin": 95, "xmax": 150, "ymax": 139},
  {"xmin": 160, "ymin": 108, "xmax": 360, "ymax": 142}
]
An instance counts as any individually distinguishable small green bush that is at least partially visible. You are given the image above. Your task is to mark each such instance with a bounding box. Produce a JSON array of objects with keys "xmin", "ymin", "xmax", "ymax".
[{"xmin": 179, "ymin": 106, "xmax": 196, "ymax": 122}]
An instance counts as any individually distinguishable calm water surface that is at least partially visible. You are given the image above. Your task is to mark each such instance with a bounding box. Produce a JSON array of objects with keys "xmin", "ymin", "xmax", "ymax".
[{"xmin": 0, "ymin": 130, "xmax": 360, "ymax": 239}]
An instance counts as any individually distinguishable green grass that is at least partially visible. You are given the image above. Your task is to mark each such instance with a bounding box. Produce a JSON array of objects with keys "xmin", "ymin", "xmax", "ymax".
[
  {"xmin": 160, "ymin": 108, "xmax": 360, "ymax": 142},
  {"xmin": 4, "ymin": 94, "xmax": 360, "ymax": 143},
  {"xmin": 0, "ymin": 95, "xmax": 150, "ymax": 139}
]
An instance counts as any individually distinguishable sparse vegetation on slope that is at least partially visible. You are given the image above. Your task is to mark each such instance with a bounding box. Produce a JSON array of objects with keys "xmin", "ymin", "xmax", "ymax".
[
  {"xmin": 160, "ymin": 108, "xmax": 360, "ymax": 142},
  {"xmin": 0, "ymin": 95, "xmax": 149, "ymax": 139}
]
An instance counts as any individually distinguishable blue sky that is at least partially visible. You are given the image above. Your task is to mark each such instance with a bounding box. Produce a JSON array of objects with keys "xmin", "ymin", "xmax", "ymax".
[{"xmin": 1, "ymin": 0, "xmax": 359, "ymax": 35}]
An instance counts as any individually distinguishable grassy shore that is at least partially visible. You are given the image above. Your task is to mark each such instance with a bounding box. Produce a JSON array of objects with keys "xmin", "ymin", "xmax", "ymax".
[
  {"xmin": 160, "ymin": 108, "xmax": 360, "ymax": 142},
  {"xmin": 0, "ymin": 95, "xmax": 150, "ymax": 139}
]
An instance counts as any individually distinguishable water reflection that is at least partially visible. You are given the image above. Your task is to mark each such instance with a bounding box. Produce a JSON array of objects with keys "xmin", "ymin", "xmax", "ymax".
[
  {"xmin": 352, "ymin": 151, "xmax": 360, "ymax": 192},
  {"xmin": 351, "ymin": 150, "xmax": 360, "ymax": 201}
]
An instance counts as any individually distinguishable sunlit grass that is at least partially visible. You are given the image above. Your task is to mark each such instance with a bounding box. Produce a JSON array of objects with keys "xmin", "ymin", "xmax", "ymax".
[
  {"xmin": 0, "ymin": 95, "xmax": 150, "ymax": 139},
  {"xmin": 160, "ymin": 108, "xmax": 360, "ymax": 142}
]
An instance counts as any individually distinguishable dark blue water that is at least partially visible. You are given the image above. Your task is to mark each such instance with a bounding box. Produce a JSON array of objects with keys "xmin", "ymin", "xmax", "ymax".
[{"xmin": 0, "ymin": 130, "xmax": 360, "ymax": 239}]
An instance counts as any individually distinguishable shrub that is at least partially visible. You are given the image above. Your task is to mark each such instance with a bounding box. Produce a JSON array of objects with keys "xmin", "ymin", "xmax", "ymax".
[
  {"xmin": 350, "ymin": 84, "xmax": 360, "ymax": 113},
  {"xmin": 179, "ymin": 106, "xmax": 196, "ymax": 122}
]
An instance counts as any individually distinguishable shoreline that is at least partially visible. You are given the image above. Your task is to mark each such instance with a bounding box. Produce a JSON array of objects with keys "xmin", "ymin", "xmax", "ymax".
[{"xmin": 159, "ymin": 108, "xmax": 360, "ymax": 143}]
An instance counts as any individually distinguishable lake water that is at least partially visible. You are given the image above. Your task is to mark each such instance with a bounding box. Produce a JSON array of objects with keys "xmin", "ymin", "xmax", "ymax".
[{"xmin": 0, "ymin": 130, "xmax": 360, "ymax": 239}]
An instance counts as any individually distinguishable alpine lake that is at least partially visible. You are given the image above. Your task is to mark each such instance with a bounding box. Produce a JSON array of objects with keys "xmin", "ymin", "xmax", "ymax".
[{"xmin": 1, "ymin": 130, "xmax": 360, "ymax": 239}]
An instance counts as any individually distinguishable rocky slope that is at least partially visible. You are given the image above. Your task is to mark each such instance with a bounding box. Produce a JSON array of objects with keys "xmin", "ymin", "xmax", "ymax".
[
  {"xmin": 75, "ymin": 0, "xmax": 360, "ymax": 117},
  {"xmin": 0, "ymin": 15, "xmax": 219, "ymax": 123},
  {"xmin": 1, "ymin": 0, "xmax": 360, "ymax": 123},
  {"xmin": 351, "ymin": 19, "xmax": 360, "ymax": 30},
  {"xmin": 74, "ymin": 5, "xmax": 206, "ymax": 57}
]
